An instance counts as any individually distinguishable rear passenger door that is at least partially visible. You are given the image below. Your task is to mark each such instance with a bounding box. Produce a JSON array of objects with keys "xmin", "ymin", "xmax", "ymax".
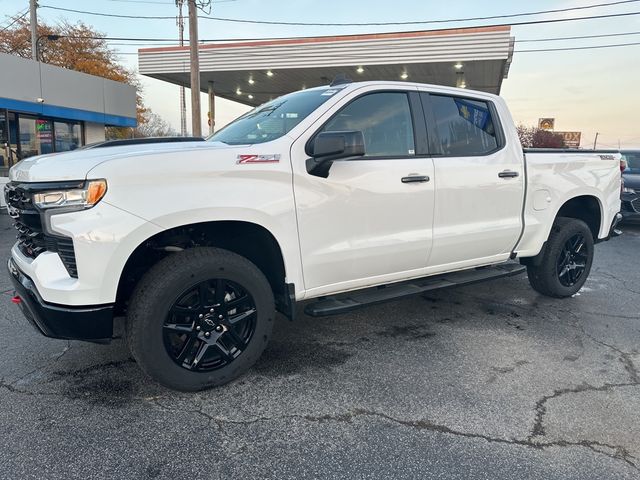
[{"xmin": 420, "ymin": 91, "xmax": 524, "ymax": 270}]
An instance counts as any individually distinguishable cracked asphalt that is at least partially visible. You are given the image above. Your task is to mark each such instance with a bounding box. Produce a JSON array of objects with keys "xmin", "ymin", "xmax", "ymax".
[{"xmin": 1, "ymin": 212, "xmax": 639, "ymax": 479}]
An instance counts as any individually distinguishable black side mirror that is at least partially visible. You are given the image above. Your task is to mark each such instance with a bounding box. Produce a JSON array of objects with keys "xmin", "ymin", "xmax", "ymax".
[{"xmin": 306, "ymin": 130, "xmax": 365, "ymax": 177}]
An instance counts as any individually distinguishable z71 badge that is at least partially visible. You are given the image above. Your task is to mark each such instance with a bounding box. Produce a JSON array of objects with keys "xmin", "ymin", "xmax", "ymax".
[{"xmin": 237, "ymin": 154, "xmax": 281, "ymax": 164}]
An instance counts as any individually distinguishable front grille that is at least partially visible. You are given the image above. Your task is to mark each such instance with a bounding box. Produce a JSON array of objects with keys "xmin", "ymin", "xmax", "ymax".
[{"xmin": 4, "ymin": 182, "xmax": 79, "ymax": 278}]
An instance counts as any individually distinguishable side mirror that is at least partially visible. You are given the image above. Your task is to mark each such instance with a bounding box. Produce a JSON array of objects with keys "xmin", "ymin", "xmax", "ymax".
[{"xmin": 306, "ymin": 130, "xmax": 365, "ymax": 177}]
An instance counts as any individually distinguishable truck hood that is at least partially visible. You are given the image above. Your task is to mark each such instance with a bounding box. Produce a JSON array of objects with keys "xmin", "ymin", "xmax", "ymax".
[{"xmin": 8, "ymin": 141, "xmax": 239, "ymax": 183}]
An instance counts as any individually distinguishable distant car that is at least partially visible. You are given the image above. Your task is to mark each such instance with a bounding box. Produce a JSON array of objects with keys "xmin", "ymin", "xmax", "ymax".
[{"xmin": 621, "ymin": 150, "xmax": 640, "ymax": 223}]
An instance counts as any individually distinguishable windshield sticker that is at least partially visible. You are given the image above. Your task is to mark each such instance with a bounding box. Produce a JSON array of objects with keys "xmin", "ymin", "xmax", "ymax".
[{"xmin": 237, "ymin": 154, "xmax": 281, "ymax": 164}]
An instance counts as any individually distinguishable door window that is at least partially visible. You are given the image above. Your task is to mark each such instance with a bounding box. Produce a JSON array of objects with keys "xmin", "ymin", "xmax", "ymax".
[
  {"xmin": 321, "ymin": 92, "xmax": 415, "ymax": 157},
  {"xmin": 429, "ymin": 95, "xmax": 499, "ymax": 156}
]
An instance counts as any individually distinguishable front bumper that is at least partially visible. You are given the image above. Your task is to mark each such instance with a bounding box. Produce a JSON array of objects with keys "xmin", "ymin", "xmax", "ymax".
[{"xmin": 8, "ymin": 257, "xmax": 114, "ymax": 342}]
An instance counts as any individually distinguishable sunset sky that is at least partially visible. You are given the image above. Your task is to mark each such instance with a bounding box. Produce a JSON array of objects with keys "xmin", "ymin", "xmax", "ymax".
[{"xmin": 4, "ymin": 0, "xmax": 640, "ymax": 148}]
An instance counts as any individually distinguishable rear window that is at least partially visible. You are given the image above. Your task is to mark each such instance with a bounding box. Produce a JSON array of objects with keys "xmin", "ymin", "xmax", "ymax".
[
  {"xmin": 429, "ymin": 95, "xmax": 500, "ymax": 156},
  {"xmin": 209, "ymin": 88, "xmax": 338, "ymax": 145}
]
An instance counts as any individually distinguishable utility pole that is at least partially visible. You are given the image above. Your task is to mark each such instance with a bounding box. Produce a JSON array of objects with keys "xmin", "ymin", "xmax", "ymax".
[
  {"xmin": 30, "ymin": 0, "xmax": 38, "ymax": 61},
  {"xmin": 593, "ymin": 132, "xmax": 599, "ymax": 150},
  {"xmin": 176, "ymin": 1, "xmax": 187, "ymax": 137},
  {"xmin": 187, "ymin": 0, "xmax": 202, "ymax": 137}
]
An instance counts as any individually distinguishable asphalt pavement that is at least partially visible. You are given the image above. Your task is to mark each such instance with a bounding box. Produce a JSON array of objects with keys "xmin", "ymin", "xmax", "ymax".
[{"xmin": 1, "ymin": 212, "xmax": 639, "ymax": 480}]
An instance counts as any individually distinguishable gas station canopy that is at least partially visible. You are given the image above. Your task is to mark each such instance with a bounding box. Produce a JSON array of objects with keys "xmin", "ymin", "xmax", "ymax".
[{"xmin": 138, "ymin": 26, "xmax": 514, "ymax": 108}]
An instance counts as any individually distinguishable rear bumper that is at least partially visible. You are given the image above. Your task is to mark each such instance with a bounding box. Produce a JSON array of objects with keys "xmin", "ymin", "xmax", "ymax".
[{"xmin": 7, "ymin": 257, "xmax": 114, "ymax": 342}]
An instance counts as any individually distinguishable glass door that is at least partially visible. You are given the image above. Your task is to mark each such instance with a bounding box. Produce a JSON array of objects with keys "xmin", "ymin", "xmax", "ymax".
[{"xmin": 19, "ymin": 116, "xmax": 53, "ymax": 159}]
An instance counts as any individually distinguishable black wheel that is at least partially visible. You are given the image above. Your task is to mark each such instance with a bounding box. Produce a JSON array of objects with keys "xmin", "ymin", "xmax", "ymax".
[
  {"xmin": 127, "ymin": 247, "xmax": 274, "ymax": 391},
  {"xmin": 526, "ymin": 217, "xmax": 594, "ymax": 298}
]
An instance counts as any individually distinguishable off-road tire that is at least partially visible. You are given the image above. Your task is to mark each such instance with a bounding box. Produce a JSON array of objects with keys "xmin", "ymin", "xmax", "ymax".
[
  {"xmin": 126, "ymin": 247, "xmax": 274, "ymax": 391},
  {"xmin": 526, "ymin": 217, "xmax": 594, "ymax": 298}
]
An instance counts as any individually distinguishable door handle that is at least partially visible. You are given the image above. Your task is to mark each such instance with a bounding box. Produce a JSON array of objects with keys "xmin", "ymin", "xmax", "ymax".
[
  {"xmin": 401, "ymin": 175, "xmax": 430, "ymax": 183},
  {"xmin": 498, "ymin": 170, "xmax": 519, "ymax": 179}
]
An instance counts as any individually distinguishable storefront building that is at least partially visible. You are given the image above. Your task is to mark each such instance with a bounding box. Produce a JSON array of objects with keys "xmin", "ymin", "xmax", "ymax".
[{"xmin": 0, "ymin": 52, "xmax": 137, "ymax": 178}]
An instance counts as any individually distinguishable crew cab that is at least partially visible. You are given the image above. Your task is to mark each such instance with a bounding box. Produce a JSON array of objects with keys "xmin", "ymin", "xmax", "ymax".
[{"xmin": 5, "ymin": 81, "xmax": 622, "ymax": 391}]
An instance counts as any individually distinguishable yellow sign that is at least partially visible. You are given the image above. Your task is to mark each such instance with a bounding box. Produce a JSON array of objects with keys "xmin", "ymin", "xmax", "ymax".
[{"xmin": 538, "ymin": 118, "xmax": 555, "ymax": 130}]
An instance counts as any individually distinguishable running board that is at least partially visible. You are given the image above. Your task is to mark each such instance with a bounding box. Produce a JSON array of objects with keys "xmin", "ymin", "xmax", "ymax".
[{"xmin": 304, "ymin": 263, "xmax": 526, "ymax": 317}]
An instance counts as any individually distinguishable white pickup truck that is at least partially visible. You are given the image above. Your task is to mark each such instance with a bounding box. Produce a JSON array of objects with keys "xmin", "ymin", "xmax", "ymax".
[{"xmin": 5, "ymin": 80, "xmax": 622, "ymax": 391}]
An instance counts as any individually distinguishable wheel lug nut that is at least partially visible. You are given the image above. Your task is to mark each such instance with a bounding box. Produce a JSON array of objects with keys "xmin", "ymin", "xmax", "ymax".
[
  {"xmin": 196, "ymin": 326, "xmax": 201, "ymax": 331},
  {"xmin": 215, "ymin": 325, "xmax": 223, "ymax": 332},
  {"xmin": 210, "ymin": 308, "xmax": 214, "ymax": 313},
  {"xmin": 198, "ymin": 314, "xmax": 203, "ymax": 319},
  {"xmin": 205, "ymin": 332, "xmax": 210, "ymax": 337},
  {"xmin": 218, "ymin": 315, "xmax": 223, "ymax": 320}
]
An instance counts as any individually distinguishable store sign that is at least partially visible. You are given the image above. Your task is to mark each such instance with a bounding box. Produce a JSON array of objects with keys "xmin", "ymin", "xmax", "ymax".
[
  {"xmin": 556, "ymin": 131, "xmax": 582, "ymax": 148},
  {"xmin": 36, "ymin": 119, "xmax": 52, "ymax": 142},
  {"xmin": 538, "ymin": 118, "xmax": 555, "ymax": 131}
]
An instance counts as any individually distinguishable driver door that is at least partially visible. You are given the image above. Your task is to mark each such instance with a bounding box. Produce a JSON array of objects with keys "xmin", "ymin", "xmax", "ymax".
[{"xmin": 291, "ymin": 88, "xmax": 436, "ymax": 297}]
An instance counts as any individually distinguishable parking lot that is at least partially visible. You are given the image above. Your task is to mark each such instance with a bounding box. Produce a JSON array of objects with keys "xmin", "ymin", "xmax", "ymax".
[{"xmin": 0, "ymin": 212, "xmax": 639, "ymax": 479}]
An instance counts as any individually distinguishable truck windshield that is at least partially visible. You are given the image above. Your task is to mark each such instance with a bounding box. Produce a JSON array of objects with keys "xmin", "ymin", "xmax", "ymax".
[{"xmin": 209, "ymin": 88, "xmax": 337, "ymax": 145}]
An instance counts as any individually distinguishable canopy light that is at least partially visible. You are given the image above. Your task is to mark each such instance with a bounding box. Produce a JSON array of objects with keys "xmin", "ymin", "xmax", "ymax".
[
  {"xmin": 248, "ymin": 78, "xmax": 255, "ymax": 85},
  {"xmin": 266, "ymin": 70, "xmax": 274, "ymax": 77},
  {"xmin": 356, "ymin": 66, "xmax": 364, "ymax": 74},
  {"xmin": 400, "ymin": 72, "xmax": 408, "ymax": 80},
  {"xmin": 248, "ymin": 94, "xmax": 254, "ymax": 99},
  {"xmin": 454, "ymin": 63, "xmax": 463, "ymax": 70},
  {"xmin": 236, "ymin": 88, "xmax": 242, "ymax": 95}
]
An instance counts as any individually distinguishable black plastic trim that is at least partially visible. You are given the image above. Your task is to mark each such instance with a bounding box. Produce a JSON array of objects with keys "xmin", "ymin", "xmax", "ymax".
[
  {"xmin": 8, "ymin": 258, "xmax": 114, "ymax": 342},
  {"xmin": 305, "ymin": 263, "xmax": 525, "ymax": 317}
]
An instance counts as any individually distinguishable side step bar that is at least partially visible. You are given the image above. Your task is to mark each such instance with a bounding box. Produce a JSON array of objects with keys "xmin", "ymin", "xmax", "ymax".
[{"xmin": 304, "ymin": 263, "xmax": 526, "ymax": 317}]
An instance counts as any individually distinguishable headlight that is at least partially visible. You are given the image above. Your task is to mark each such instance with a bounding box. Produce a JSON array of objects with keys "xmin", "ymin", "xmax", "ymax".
[
  {"xmin": 33, "ymin": 179, "xmax": 107, "ymax": 210},
  {"xmin": 622, "ymin": 186, "xmax": 636, "ymax": 194}
]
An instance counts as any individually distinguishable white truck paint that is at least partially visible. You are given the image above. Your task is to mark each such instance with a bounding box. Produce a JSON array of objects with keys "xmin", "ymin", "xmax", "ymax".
[
  {"xmin": 5, "ymin": 80, "xmax": 624, "ymax": 390},
  {"xmin": 6, "ymin": 81, "xmax": 621, "ymax": 307}
]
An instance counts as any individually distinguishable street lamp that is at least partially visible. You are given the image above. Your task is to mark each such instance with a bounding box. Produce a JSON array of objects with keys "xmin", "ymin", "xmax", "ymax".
[{"xmin": 35, "ymin": 34, "xmax": 61, "ymax": 62}]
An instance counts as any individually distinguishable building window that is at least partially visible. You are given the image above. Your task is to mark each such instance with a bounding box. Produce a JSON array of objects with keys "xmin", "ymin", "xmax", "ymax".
[
  {"xmin": 54, "ymin": 121, "xmax": 82, "ymax": 152},
  {"xmin": 19, "ymin": 116, "xmax": 54, "ymax": 159}
]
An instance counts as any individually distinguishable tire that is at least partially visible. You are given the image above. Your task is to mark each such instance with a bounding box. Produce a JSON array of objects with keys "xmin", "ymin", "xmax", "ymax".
[
  {"xmin": 526, "ymin": 217, "xmax": 594, "ymax": 298},
  {"xmin": 126, "ymin": 247, "xmax": 274, "ymax": 391}
]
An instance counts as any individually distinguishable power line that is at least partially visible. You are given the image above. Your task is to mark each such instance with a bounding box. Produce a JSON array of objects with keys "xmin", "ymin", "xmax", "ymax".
[
  {"xmin": 111, "ymin": 40, "xmax": 640, "ymax": 55},
  {"xmin": 39, "ymin": 1, "xmax": 640, "ymax": 26},
  {"xmin": 0, "ymin": 9, "xmax": 29, "ymax": 33},
  {"xmin": 517, "ymin": 31, "xmax": 640, "ymax": 42},
  {"xmin": 100, "ymin": 30, "xmax": 640, "ymax": 46},
  {"xmin": 104, "ymin": 0, "xmax": 236, "ymax": 4},
  {"xmin": 517, "ymin": 40, "xmax": 640, "ymax": 52}
]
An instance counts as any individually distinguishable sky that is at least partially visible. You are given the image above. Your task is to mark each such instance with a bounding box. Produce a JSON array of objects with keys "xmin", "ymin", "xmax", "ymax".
[{"xmin": 2, "ymin": 0, "xmax": 640, "ymax": 148}]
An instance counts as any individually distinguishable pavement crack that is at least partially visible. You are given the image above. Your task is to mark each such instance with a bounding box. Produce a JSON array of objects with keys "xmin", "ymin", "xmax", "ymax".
[
  {"xmin": 592, "ymin": 270, "xmax": 640, "ymax": 296},
  {"xmin": 176, "ymin": 405, "xmax": 639, "ymax": 471},
  {"xmin": 529, "ymin": 382, "xmax": 639, "ymax": 441}
]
